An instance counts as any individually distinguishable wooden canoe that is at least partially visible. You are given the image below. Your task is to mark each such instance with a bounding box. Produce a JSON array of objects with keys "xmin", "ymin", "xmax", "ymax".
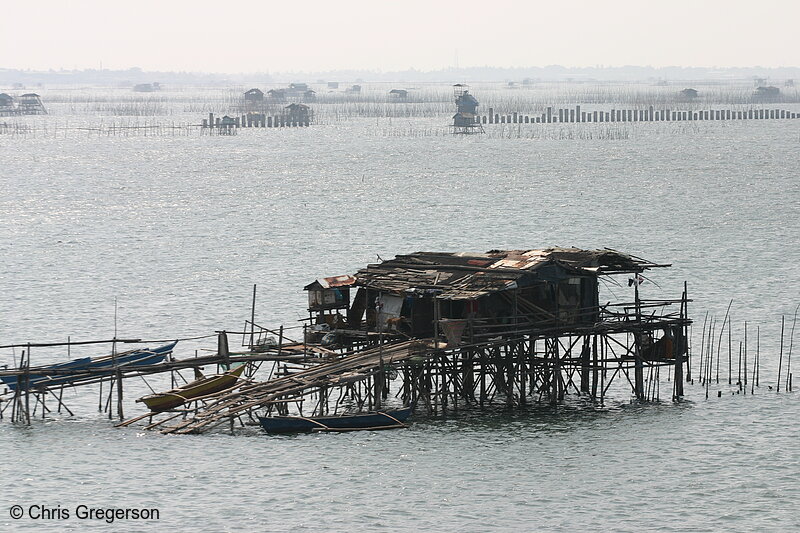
[
  {"xmin": 137, "ymin": 364, "xmax": 246, "ymax": 412},
  {"xmin": 258, "ymin": 406, "xmax": 413, "ymax": 434}
]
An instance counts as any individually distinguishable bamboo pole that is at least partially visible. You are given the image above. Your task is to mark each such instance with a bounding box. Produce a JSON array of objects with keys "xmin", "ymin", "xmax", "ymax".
[
  {"xmin": 756, "ymin": 326, "xmax": 760, "ymax": 388},
  {"xmin": 698, "ymin": 312, "xmax": 708, "ymax": 385},
  {"xmin": 728, "ymin": 319, "xmax": 732, "ymax": 385},
  {"xmin": 716, "ymin": 300, "xmax": 734, "ymax": 384},
  {"xmin": 777, "ymin": 316, "xmax": 785, "ymax": 392},
  {"xmin": 744, "ymin": 322, "xmax": 748, "ymax": 387},
  {"xmin": 785, "ymin": 304, "xmax": 798, "ymax": 391},
  {"xmin": 116, "ymin": 368, "xmax": 124, "ymax": 420},
  {"xmin": 250, "ymin": 284, "xmax": 257, "ymax": 349}
]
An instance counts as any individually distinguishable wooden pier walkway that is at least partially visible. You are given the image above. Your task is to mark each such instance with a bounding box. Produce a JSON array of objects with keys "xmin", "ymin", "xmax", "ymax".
[{"xmin": 140, "ymin": 339, "xmax": 437, "ymax": 434}]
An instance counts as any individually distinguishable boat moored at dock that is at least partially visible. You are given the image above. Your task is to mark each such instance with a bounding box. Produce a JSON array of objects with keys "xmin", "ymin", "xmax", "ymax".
[
  {"xmin": 258, "ymin": 406, "xmax": 413, "ymax": 434},
  {"xmin": 0, "ymin": 341, "xmax": 177, "ymax": 391},
  {"xmin": 137, "ymin": 363, "xmax": 247, "ymax": 412}
]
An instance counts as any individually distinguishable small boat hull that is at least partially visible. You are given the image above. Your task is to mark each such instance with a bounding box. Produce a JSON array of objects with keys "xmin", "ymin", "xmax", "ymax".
[
  {"xmin": 0, "ymin": 342, "xmax": 177, "ymax": 391},
  {"xmin": 258, "ymin": 406, "xmax": 413, "ymax": 434},
  {"xmin": 137, "ymin": 364, "xmax": 246, "ymax": 412}
]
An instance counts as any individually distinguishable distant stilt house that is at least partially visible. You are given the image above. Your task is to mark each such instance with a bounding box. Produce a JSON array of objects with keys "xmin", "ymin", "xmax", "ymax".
[
  {"xmin": 753, "ymin": 86, "xmax": 780, "ymax": 99},
  {"xmin": 286, "ymin": 83, "xmax": 310, "ymax": 99},
  {"xmin": 785, "ymin": 79, "xmax": 794, "ymax": 87},
  {"xmin": 451, "ymin": 84, "xmax": 483, "ymax": 134},
  {"xmin": 389, "ymin": 89, "xmax": 408, "ymax": 100},
  {"xmin": 244, "ymin": 88, "xmax": 264, "ymax": 103},
  {"xmin": 327, "ymin": 82, "xmax": 339, "ymax": 89},
  {"xmin": 218, "ymin": 115, "xmax": 237, "ymax": 135},
  {"xmin": 133, "ymin": 83, "xmax": 157, "ymax": 92},
  {"xmin": 283, "ymin": 103, "xmax": 312, "ymax": 125},
  {"xmin": 243, "ymin": 88, "xmax": 266, "ymax": 112},
  {"xmin": 268, "ymin": 89, "xmax": 287, "ymax": 102},
  {"xmin": 679, "ymin": 88, "xmax": 698, "ymax": 100},
  {"xmin": 0, "ymin": 93, "xmax": 15, "ymax": 117},
  {"xmin": 268, "ymin": 84, "xmax": 314, "ymax": 102},
  {"xmin": 16, "ymin": 93, "xmax": 47, "ymax": 115},
  {"xmin": 346, "ymin": 84, "xmax": 362, "ymax": 94},
  {"xmin": 0, "ymin": 93, "xmax": 13, "ymax": 113},
  {"xmin": 454, "ymin": 85, "xmax": 479, "ymax": 114}
]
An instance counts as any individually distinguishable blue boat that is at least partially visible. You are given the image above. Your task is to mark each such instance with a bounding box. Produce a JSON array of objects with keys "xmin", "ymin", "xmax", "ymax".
[
  {"xmin": 0, "ymin": 341, "xmax": 177, "ymax": 391},
  {"xmin": 258, "ymin": 406, "xmax": 413, "ymax": 434}
]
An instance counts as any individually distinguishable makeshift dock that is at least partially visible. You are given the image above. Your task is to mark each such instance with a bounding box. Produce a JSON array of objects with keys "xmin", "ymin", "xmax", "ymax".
[
  {"xmin": 136, "ymin": 339, "xmax": 434, "ymax": 434},
  {"xmin": 0, "ymin": 333, "xmax": 335, "ymax": 424}
]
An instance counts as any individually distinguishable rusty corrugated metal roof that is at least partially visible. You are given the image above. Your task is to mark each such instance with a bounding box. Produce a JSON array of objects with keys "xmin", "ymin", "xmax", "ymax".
[
  {"xmin": 304, "ymin": 275, "xmax": 357, "ymax": 291},
  {"xmin": 351, "ymin": 248, "xmax": 661, "ymax": 300}
]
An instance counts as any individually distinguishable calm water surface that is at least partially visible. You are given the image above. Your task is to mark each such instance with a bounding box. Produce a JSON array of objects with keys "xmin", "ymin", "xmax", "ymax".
[{"xmin": 1, "ymin": 106, "xmax": 798, "ymax": 531}]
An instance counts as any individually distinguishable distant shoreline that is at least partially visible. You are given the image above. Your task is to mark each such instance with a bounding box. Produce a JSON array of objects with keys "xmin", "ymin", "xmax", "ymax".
[{"xmin": 3, "ymin": 65, "xmax": 800, "ymax": 86}]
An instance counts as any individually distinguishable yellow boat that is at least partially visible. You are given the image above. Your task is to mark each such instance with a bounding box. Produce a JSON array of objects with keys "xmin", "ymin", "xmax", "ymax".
[{"xmin": 136, "ymin": 364, "xmax": 247, "ymax": 412}]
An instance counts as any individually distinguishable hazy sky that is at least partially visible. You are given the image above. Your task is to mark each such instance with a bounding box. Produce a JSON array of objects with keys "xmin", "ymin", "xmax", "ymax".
[{"xmin": 2, "ymin": 0, "xmax": 798, "ymax": 72}]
